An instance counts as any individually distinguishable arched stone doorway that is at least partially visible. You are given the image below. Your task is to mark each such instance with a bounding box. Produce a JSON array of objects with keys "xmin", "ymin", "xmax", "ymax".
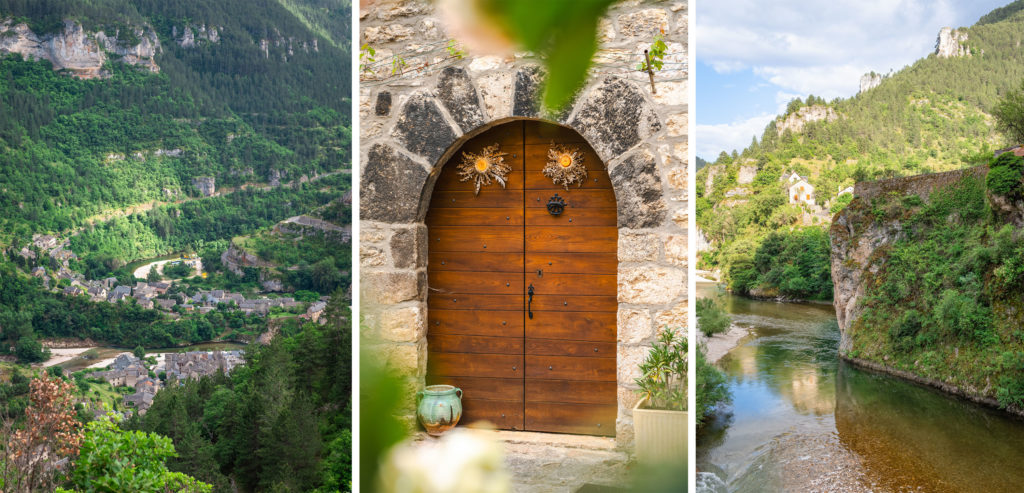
[
  {"xmin": 424, "ymin": 120, "xmax": 618, "ymax": 436},
  {"xmin": 360, "ymin": 71, "xmax": 686, "ymax": 447}
]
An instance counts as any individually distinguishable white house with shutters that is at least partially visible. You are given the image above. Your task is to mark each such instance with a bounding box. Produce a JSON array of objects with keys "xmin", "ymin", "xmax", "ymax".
[{"xmin": 789, "ymin": 178, "xmax": 816, "ymax": 206}]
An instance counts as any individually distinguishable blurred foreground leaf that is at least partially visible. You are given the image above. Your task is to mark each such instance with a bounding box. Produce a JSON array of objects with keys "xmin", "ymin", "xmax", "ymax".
[{"xmin": 478, "ymin": 0, "xmax": 617, "ymax": 111}]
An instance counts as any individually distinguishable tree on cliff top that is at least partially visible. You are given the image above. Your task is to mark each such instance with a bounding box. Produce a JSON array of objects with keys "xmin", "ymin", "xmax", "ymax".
[{"xmin": 994, "ymin": 80, "xmax": 1024, "ymax": 145}]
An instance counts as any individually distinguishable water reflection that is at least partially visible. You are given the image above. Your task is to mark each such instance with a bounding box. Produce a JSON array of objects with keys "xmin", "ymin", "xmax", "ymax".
[
  {"xmin": 698, "ymin": 283, "xmax": 1024, "ymax": 492},
  {"xmin": 835, "ymin": 361, "xmax": 1024, "ymax": 492}
]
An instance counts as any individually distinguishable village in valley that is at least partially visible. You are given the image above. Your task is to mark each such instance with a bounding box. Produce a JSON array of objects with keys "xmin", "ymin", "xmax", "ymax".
[{"xmin": 83, "ymin": 349, "xmax": 245, "ymax": 416}]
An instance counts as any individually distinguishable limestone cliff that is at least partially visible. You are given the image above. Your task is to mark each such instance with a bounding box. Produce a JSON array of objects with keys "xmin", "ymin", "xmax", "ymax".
[
  {"xmin": 830, "ymin": 165, "xmax": 1024, "ymax": 415},
  {"xmin": 935, "ymin": 27, "xmax": 970, "ymax": 58},
  {"xmin": 831, "ymin": 167, "xmax": 987, "ymax": 350},
  {"xmin": 775, "ymin": 105, "xmax": 838, "ymax": 136},
  {"xmin": 859, "ymin": 72, "xmax": 882, "ymax": 93},
  {"xmin": 0, "ymin": 19, "xmax": 160, "ymax": 78}
]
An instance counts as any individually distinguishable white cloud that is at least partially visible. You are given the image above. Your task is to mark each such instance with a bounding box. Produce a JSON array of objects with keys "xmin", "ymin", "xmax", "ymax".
[
  {"xmin": 695, "ymin": 0, "xmax": 979, "ymax": 96},
  {"xmin": 696, "ymin": 113, "xmax": 776, "ymax": 159}
]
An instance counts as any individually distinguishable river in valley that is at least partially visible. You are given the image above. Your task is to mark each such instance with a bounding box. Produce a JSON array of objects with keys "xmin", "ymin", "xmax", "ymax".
[{"xmin": 696, "ymin": 282, "xmax": 1024, "ymax": 492}]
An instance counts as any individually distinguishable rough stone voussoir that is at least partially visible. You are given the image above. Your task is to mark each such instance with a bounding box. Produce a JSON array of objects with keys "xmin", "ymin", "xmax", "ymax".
[
  {"xmin": 361, "ymin": 143, "xmax": 429, "ymax": 223},
  {"xmin": 512, "ymin": 66, "xmax": 543, "ymax": 117},
  {"xmin": 569, "ymin": 77, "xmax": 662, "ymax": 163},
  {"xmin": 435, "ymin": 66, "xmax": 485, "ymax": 132},
  {"xmin": 391, "ymin": 93, "xmax": 459, "ymax": 166},
  {"xmin": 609, "ymin": 149, "xmax": 668, "ymax": 229}
]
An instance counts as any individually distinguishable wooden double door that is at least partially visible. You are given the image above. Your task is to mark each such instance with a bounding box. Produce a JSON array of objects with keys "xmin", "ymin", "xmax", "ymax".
[{"xmin": 425, "ymin": 121, "xmax": 618, "ymax": 436}]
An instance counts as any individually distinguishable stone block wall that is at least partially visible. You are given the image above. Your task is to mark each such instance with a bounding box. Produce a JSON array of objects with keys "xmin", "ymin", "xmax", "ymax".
[{"xmin": 359, "ymin": 0, "xmax": 688, "ymax": 449}]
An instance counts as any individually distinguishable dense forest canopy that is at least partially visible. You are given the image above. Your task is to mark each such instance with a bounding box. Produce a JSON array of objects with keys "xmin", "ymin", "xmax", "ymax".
[
  {"xmin": 697, "ymin": 5, "xmax": 1024, "ymax": 298},
  {"xmin": 0, "ymin": 0, "xmax": 351, "ymax": 246}
]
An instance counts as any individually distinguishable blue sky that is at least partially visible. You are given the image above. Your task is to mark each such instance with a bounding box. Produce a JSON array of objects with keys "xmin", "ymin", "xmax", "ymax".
[{"xmin": 696, "ymin": 0, "xmax": 1011, "ymax": 160}]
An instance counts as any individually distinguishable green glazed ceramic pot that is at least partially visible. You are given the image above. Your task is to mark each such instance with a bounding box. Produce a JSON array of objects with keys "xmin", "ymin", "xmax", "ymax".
[{"xmin": 417, "ymin": 384, "xmax": 463, "ymax": 436}]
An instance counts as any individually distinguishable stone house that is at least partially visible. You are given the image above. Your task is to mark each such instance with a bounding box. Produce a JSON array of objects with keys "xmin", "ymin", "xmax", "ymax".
[
  {"xmin": 154, "ymin": 298, "xmax": 177, "ymax": 310},
  {"xmin": 359, "ymin": 0, "xmax": 687, "ymax": 449},
  {"xmin": 31, "ymin": 266, "xmax": 46, "ymax": 277},
  {"xmin": 788, "ymin": 178, "xmax": 815, "ymax": 206},
  {"xmin": 87, "ymin": 285, "xmax": 108, "ymax": 302},
  {"xmin": 108, "ymin": 285, "xmax": 131, "ymax": 302},
  {"xmin": 32, "ymin": 234, "xmax": 58, "ymax": 249}
]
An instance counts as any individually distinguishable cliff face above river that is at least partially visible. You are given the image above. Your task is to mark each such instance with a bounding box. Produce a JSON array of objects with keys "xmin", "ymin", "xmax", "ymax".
[
  {"xmin": 830, "ymin": 162, "xmax": 1024, "ymax": 415},
  {"xmin": 0, "ymin": 18, "xmax": 160, "ymax": 78}
]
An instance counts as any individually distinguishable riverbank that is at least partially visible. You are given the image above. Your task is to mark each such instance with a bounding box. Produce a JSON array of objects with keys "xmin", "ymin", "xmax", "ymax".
[
  {"xmin": 842, "ymin": 354, "xmax": 1024, "ymax": 419},
  {"xmin": 700, "ymin": 324, "xmax": 751, "ymax": 364}
]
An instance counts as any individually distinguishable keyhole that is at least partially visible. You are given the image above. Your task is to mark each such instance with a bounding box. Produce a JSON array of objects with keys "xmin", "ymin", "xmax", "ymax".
[
  {"xmin": 502, "ymin": 321, "xmax": 507, "ymax": 325},
  {"xmin": 506, "ymin": 282, "xmax": 510, "ymax": 287},
  {"xmin": 563, "ymin": 301, "xmax": 568, "ymax": 306}
]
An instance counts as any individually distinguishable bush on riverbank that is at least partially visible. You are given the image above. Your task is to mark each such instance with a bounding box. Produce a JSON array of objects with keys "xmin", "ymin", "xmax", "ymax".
[
  {"xmin": 696, "ymin": 345, "xmax": 730, "ymax": 427},
  {"xmin": 697, "ymin": 297, "xmax": 731, "ymax": 337}
]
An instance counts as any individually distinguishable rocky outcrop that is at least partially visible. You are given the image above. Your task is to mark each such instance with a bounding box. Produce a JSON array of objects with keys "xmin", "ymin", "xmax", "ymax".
[
  {"xmin": 0, "ymin": 19, "xmax": 160, "ymax": 78},
  {"xmin": 830, "ymin": 166, "xmax": 988, "ymax": 351},
  {"xmin": 935, "ymin": 27, "xmax": 970, "ymax": 58},
  {"xmin": 191, "ymin": 176, "xmax": 216, "ymax": 197},
  {"xmin": 172, "ymin": 24, "xmax": 220, "ymax": 48},
  {"xmin": 221, "ymin": 243, "xmax": 276, "ymax": 276},
  {"xmin": 859, "ymin": 72, "xmax": 882, "ymax": 93},
  {"xmin": 737, "ymin": 165, "xmax": 757, "ymax": 184},
  {"xmin": 776, "ymin": 105, "xmax": 838, "ymax": 136}
]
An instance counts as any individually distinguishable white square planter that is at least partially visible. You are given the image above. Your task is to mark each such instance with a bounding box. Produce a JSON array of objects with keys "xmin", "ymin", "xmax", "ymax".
[{"xmin": 633, "ymin": 396, "xmax": 687, "ymax": 465}]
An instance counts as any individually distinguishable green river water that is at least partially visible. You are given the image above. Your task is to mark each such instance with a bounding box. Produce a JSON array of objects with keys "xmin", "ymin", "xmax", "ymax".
[{"xmin": 696, "ymin": 283, "xmax": 1024, "ymax": 492}]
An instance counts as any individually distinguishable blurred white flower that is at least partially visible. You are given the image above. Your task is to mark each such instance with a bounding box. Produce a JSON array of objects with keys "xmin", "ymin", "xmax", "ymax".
[
  {"xmin": 378, "ymin": 428, "xmax": 511, "ymax": 493},
  {"xmin": 437, "ymin": 0, "xmax": 516, "ymax": 56}
]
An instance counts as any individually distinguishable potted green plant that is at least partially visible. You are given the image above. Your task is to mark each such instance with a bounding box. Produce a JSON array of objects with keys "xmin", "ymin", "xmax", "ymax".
[{"xmin": 633, "ymin": 329, "xmax": 687, "ymax": 464}]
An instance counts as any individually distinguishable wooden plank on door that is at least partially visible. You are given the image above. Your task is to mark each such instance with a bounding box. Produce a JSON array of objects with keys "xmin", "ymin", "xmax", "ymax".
[
  {"xmin": 429, "ymin": 271, "xmax": 524, "ymax": 295},
  {"xmin": 427, "ymin": 375, "xmax": 523, "ymax": 402},
  {"xmin": 427, "ymin": 208, "xmax": 524, "ymax": 227},
  {"xmin": 525, "ymin": 355, "xmax": 616, "ymax": 381},
  {"xmin": 428, "ymin": 352, "xmax": 523, "ymax": 379},
  {"xmin": 431, "ymin": 190, "xmax": 524, "ymax": 208},
  {"xmin": 428, "ymin": 226, "xmax": 524, "ymax": 252},
  {"xmin": 524, "ymin": 190, "xmax": 618, "ymax": 209},
  {"xmin": 525, "ymin": 208, "xmax": 617, "ymax": 227},
  {"xmin": 525, "ymin": 339, "xmax": 616, "ymax": 357},
  {"xmin": 525, "ymin": 253, "xmax": 617, "ymax": 274},
  {"xmin": 428, "ymin": 293, "xmax": 525, "ymax": 311},
  {"xmin": 429, "ymin": 309, "xmax": 524, "ymax": 337},
  {"xmin": 524, "ymin": 311, "xmax": 616, "ymax": 342},
  {"xmin": 525, "ymin": 226, "xmax": 618, "ymax": 253},
  {"xmin": 529, "ymin": 273, "xmax": 616, "ymax": 297},
  {"xmin": 428, "ymin": 334, "xmax": 524, "ymax": 355},
  {"xmin": 430, "ymin": 252, "xmax": 524, "ymax": 273},
  {"xmin": 527, "ymin": 295, "xmax": 617, "ymax": 312},
  {"xmin": 525, "ymin": 402, "xmax": 616, "ymax": 436},
  {"xmin": 525, "ymin": 379, "xmax": 616, "ymax": 405}
]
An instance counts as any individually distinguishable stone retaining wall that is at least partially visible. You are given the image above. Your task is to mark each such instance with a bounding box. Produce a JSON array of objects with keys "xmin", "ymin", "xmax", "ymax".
[{"xmin": 359, "ymin": 0, "xmax": 688, "ymax": 449}]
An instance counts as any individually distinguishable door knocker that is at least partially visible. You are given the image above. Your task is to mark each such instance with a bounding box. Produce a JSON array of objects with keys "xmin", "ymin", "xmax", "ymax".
[
  {"xmin": 546, "ymin": 194, "xmax": 566, "ymax": 216},
  {"xmin": 543, "ymin": 143, "xmax": 587, "ymax": 190},
  {"xmin": 457, "ymin": 143, "xmax": 510, "ymax": 195}
]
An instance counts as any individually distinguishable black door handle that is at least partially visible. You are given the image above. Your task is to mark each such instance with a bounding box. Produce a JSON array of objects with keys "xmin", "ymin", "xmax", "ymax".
[{"xmin": 527, "ymin": 284, "xmax": 534, "ymax": 319}]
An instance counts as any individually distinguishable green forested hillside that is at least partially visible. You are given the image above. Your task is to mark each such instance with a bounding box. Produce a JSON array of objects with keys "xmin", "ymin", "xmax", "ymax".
[
  {"xmin": 0, "ymin": 0, "xmax": 351, "ymax": 243},
  {"xmin": 697, "ymin": 5, "xmax": 1024, "ymax": 298}
]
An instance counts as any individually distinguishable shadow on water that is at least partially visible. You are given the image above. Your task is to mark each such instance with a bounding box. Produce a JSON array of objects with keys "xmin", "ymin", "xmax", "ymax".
[{"xmin": 697, "ymin": 283, "xmax": 1024, "ymax": 492}]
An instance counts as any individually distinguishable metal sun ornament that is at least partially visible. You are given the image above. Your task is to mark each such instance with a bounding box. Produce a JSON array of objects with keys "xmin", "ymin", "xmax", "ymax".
[
  {"xmin": 457, "ymin": 143, "xmax": 510, "ymax": 195},
  {"xmin": 543, "ymin": 143, "xmax": 587, "ymax": 190}
]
